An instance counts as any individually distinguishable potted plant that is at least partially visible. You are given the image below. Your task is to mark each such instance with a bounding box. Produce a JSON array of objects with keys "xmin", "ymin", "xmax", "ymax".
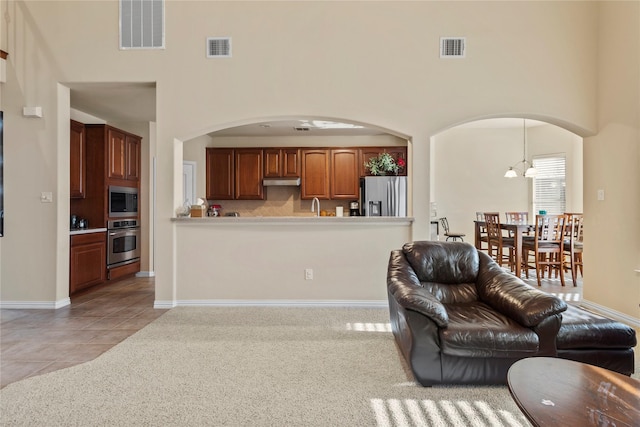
[{"xmin": 364, "ymin": 152, "xmax": 404, "ymax": 175}]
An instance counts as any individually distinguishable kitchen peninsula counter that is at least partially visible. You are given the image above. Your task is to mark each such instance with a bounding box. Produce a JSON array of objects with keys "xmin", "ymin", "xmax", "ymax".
[
  {"xmin": 172, "ymin": 216, "xmax": 413, "ymax": 225},
  {"xmin": 169, "ymin": 215, "xmax": 413, "ymax": 307}
]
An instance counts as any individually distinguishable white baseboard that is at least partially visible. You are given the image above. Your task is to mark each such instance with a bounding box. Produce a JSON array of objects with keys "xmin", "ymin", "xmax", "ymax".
[
  {"xmin": 136, "ymin": 271, "xmax": 155, "ymax": 277},
  {"xmin": 580, "ymin": 299, "xmax": 640, "ymax": 328},
  {"xmin": 154, "ymin": 299, "xmax": 388, "ymax": 309},
  {"xmin": 154, "ymin": 300, "xmax": 177, "ymax": 309},
  {"xmin": 0, "ymin": 298, "xmax": 71, "ymax": 309}
]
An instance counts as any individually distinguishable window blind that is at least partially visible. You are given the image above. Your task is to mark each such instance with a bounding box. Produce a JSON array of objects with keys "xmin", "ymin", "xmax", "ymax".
[{"xmin": 532, "ymin": 156, "xmax": 566, "ymax": 215}]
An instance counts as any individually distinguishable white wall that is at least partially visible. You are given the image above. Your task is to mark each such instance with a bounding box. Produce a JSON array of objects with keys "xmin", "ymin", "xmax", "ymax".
[{"xmin": 582, "ymin": 1, "xmax": 640, "ymax": 321}]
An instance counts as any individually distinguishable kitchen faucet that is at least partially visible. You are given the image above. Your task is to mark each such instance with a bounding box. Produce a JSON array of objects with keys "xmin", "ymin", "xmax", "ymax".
[{"xmin": 311, "ymin": 197, "xmax": 320, "ymax": 217}]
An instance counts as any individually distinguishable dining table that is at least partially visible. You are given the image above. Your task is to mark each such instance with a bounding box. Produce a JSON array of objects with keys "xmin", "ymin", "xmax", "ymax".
[{"xmin": 474, "ymin": 220, "xmax": 533, "ymax": 277}]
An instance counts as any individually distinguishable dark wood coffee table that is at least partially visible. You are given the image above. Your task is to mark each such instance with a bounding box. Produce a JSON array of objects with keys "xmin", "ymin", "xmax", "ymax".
[{"xmin": 507, "ymin": 357, "xmax": 640, "ymax": 427}]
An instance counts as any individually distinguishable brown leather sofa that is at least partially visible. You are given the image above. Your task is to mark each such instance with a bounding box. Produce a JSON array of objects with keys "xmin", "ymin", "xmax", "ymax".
[{"xmin": 387, "ymin": 240, "xmax": 636, "ymax": 386}]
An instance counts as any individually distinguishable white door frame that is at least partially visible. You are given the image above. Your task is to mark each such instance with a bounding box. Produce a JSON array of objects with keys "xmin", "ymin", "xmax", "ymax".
[{"xmin": 183, "ymin": 161, "xmax": 197, "ymax": 206}]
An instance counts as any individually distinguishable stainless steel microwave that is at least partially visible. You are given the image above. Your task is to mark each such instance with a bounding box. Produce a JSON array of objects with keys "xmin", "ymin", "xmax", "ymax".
[{"xmin": 108, "ymin": 186, "xmax": 138, "ymax": 218}]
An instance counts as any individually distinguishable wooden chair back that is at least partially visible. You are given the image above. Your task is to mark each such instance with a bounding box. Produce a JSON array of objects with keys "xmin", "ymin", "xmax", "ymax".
[
  {"xmin": 505, "ymin": 211, "xmax": 528, "ymax": 224},
  {"xmin": 523, "ymin": 214, "xmax": 567, "ymax": 286},
  {"xmin": 565, "ymin": 213, "xmax": 584, "ymax": 244},
  {"xmin": 534, "ymin": 214, "xmax": 565, "ymax": 246},
  {"xmin": 484, "ymin": 212, "xmax": 515, "ymax": 270},
  {"xmin": 484, "ymin": 212, "xmax": 503, "ymax": 244}
]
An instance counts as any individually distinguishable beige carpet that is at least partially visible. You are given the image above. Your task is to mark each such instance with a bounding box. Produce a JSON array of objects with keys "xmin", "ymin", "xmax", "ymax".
[{"xmin": 0, "ymin": 306, "xmax": 629, "ymax": 426}]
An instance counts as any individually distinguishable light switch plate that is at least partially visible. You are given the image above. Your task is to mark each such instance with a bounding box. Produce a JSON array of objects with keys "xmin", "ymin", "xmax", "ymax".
[
  {"xmin": 40, "ymin": 192, "xmax": 53, "ymax": 203},
  {"xmin": 597, "ymin": 189, "xmax": 605, "ymax": 201}
]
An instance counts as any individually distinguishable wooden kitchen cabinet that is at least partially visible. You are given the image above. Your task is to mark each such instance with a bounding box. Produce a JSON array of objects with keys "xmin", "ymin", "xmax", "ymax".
[
  {"xmin": 235, "ymin": 148, "xmax": 264, "ymax": 200},
  {"xmin": 107, "ymin": 128, "xmax": 141, "ymax": 182},
  {"xmin": 206, "ymin": 148, "xmax": 264, "ymax": 200},
  {"xmin": 70, "ymin": 232, "xmax": 106, "ymax": 295},
  {"xmin": 70, "ymin": 120, "xmax": 86, "ymax": 198},
  {"xmin": 125, "ymin": 135, "xmax": 141, "ymax": 181},
  {"xmin": 75, "ymin": 124, "xmax": 142, "ymax": 228},
  {"xmin": 264, "ymin": 148, "xmax": 300, "ymax": 178},
  {"xmin": 107, "ymin": 128, "xmax": 127, "ymax": 180},
  {"xmin": 206, "ymin": 148, "xmax": 235, "ymax": 200},
  {"xmin": 330, "ymin": 149, "xmax": 359, "ymax": 199},
  {"xmin": 301, "ymin": 149, "xmax": 330, "ymax": 200}
]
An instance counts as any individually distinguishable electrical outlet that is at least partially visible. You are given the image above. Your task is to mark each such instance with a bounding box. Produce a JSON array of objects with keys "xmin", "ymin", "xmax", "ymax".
[{"xmin": 304, "ymin": 268, "xmax": 313, "ymax": 280}]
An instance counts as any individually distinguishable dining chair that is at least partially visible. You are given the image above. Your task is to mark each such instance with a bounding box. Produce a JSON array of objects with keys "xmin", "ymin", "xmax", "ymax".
[
  {"xmin": 439, "ymin": 217, "xmax": 465, "ymax": 242},
  {"xmin": 522, "ymin": 214, "xmax": 567, "ymax": 286},
  {"xmin": 505, "ymin": 211, "xmax": 528, "ymax": 224},
  {"xmin": 475, "ymin": 212, "xmax": 488, "ymax": 250},
  {"xmin": 505, "ymin": 211, "xmax": 531, "ymax": 238},
  {"xmin": 484, "ymin": 212, "xmax": 515, "ymax": 271},
  {"xmin": 563, "ymin": 213, "xmax": 584, "ymax": 286}
]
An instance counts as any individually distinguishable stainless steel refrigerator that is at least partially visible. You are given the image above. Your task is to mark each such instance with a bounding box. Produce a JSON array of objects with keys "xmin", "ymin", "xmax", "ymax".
[{"xmin": 359, "ymin": 176, "xmax": 407, "ymax": 217}]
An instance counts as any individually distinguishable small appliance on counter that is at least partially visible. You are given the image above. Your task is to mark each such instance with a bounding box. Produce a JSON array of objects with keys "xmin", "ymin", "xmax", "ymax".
[
  {"xmin": 208, "ymin": 204, "xmax": 222, "ymax": 217},
  {"xmin": 70, "ymin": 214, "xmax": 88, "ymax": 229},
  {"xmin": 349, "ymin": 201, "xmax": 360, "ymax": 216}
]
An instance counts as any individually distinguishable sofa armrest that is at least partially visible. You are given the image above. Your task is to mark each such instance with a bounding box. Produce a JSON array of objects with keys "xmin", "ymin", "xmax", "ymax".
[
  {"xmin": 476, "ymin": 252, "xmax": 567, "ymax": 327},
  {"xmin": 387, "ymin": 250, "xmax": 449, "ymax": 328}
]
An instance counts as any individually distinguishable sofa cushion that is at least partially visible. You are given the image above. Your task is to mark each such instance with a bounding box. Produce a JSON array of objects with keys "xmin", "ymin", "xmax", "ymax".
[
  {"xmin": 439, "ymin": 302, "xmax": 539, "ymax": 358},
  {"xmin": 557, "ymin": 305, "xmax": 637, "ymax": 350},
  {"xmin": 420, "ymin": 281, "xmax": 478, "ymax": 304},
  {"xmin": 403, "ymin": 241, "xmax": 479, "ymax": 285}
]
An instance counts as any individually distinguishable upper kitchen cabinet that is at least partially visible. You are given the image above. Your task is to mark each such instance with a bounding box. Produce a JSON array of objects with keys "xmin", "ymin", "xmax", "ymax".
[
  {"xmin": 206, "ymin": 148, "xmax": 264, "ymax": 200},
  {"xmin": 330, "ymin": 149, "xmax": 359, "ymax": 200},
  {"xmin": 206, "ymin": 148, "xmax": 235, "ymax": 200},
  {"xmin": 301, "ymin": 149, "xmax": 330, "ymax": 200},
  {"xmin": 359, "ymin": 146, "xmax": 407, "ymax": 177},
  {"xmin": 70, "ymin": 120, "xmax": 86, "ymax": 198},
  {"xmin": 106, "ymin": 128, "xmax": 141, "ymax": 183},
  {"xmin": 108, "ymin": 128, "xmax": 126, "ymax": 180},
  {"xmin": 125, "ymin": 135, "xmax": 141, "ymax": 182},
  {"xmin": 264, "ymin": 148, "xmax": 300, "ymax": 178},
  {"xmin": 235, "ymin": 148, "xmax": 264, "ymax": 200}
]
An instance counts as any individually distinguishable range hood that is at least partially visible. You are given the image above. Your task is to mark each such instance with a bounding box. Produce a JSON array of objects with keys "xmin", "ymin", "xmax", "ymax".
[{"xmin": 262, "ymin": 177, "xmax": 301, "ymax": 187}]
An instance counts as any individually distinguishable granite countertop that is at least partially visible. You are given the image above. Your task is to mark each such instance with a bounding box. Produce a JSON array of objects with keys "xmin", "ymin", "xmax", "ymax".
[
  {"xmin": 172, "ymin": 216, "xmax": 414, "ymax": 225},
  {"xmin": 70, "ymin": 228, "xmax": 107, "ymax": 236}
]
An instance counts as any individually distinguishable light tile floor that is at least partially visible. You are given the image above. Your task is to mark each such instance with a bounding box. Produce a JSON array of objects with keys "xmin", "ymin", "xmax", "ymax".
[
  {"xmin": 1, "ymin": 276, "xmax": 167, "ymax": 389},
  {"xmin": 0, "ymin": 273, "xmax": 585, "ymax": 389}
]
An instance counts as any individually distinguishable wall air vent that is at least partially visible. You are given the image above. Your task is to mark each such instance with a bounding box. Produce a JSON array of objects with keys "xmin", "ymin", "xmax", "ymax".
[
  {"xmin": 120, "ymin": 0, "xmax": 165, "ymax": 49},
  {"xmin": 440, "ymin": 37, "xmax": 466, "ymax": 58},
  {"xmin": 207, "ymin": 37, "xmax": 232, "ymax": 58},
  {"xmin": 294, "ymin": 127, "xmax": 310, "ymax": 132}
]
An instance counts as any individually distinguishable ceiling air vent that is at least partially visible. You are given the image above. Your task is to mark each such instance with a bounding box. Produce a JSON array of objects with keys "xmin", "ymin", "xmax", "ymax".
[
  {"xmin": 440, "ymin": 37, "xmax": 466, "ymax": 58},
  {"xmin": 294, "ymin": 127, "xmax": 310, "ymax": 132},
  {"xmin": 207, "ymin": 37, "xmax": 232, "ymax": 58}
]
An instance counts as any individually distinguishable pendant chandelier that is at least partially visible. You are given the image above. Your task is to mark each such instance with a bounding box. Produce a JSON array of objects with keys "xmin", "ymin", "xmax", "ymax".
[{"xmin": 504, "ymin": 119, "xmax": 537, "ymax": 178}]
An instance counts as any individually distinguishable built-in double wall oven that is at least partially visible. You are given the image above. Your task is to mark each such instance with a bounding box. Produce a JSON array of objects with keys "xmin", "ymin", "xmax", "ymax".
[{"xmin": 107, "ymin": 219, "xmax": 141, "ymax": 269}]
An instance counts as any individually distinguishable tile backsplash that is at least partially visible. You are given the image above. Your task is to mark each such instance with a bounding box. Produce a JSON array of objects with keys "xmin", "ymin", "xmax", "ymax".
[{"xmin": 208, "ymin": 187, "xmax": 354, "ymax": 217}]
